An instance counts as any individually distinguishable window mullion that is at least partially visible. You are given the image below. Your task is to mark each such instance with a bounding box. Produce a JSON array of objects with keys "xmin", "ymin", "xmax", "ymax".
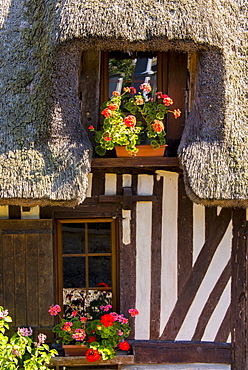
[{"xmin": 85, "ymin": 223, "xmax": 89, "ymax": 292}]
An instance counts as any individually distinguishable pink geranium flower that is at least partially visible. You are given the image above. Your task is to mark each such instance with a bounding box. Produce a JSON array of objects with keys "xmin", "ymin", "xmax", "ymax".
[
  {"xmin": 128, "ymin": 308, "xmax": 139, "ymax": 317},
  {"xmin": 48, "ymin": 304, "xmax": 61, "ymax": 316}
]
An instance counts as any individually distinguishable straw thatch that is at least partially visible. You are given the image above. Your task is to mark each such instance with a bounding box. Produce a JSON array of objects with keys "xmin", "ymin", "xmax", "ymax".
[
  {"xmin": 0, "ymin": 0, "xmax": 92, "ymax": 206},
  {"xmin": 0, "ymin": 0, "xmax": 247, "ymax": 206}
]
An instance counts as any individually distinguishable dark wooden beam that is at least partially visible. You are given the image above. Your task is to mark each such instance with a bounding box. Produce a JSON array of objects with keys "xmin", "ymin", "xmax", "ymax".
[
  {"xmin": 177, "ymin": 176, "xmax": 193, "ymax": 295},
  {"xmin": 92, "ymin": 157, "xmax": 179, "ymax": 169},
  {"xmin": 99, "ymin": 195, "xmax": 158, "ymax": 203},
  {"xmin": 231, "ymin": 209, "xmax": 247, "ymax": 370},
  {"xmin": 131, "ymin": 340, "xmax": 231, "ymax": 364}
]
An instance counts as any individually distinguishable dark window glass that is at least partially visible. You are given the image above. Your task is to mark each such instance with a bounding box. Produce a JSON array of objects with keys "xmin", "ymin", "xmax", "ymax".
[
  {"xmin": 89, "ymin": 256, "xmax": 112, "ymax": 287},
  {"xmin": 63, "ymin": 257, "xmax": 85, "ymax": 288},
  {"xmin": 88, "ymin": 222, "xmax": 111, "ymax": 253},
  {"xmin": 62, "ymin": 223, "xmax": 85, "ymax": 254}
]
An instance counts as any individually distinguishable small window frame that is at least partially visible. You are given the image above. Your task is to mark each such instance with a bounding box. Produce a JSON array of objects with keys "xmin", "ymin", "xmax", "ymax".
[{"xmin": 56, "ymin": 218, "xmax": 119, "ymax": 314}]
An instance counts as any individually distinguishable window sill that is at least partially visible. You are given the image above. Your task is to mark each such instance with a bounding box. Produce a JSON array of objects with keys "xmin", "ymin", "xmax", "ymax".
[
  {"xmin": 50, "ymin": 351, "xmax": 134, "ymax": 368},
  {"xmin": 91, "ymin": 157, "xmax": 179, "ymax": 169}
]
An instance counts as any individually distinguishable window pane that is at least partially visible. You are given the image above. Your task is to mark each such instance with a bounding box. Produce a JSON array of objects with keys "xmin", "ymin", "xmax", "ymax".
[
  {"xmin": 89, "ymin": 256, "xmax": 111, "ymax": 287},
  {"xmin": 108, "ymin": 51, "xmax": 157, "ymax": 96},
  {"xmin": 63, "ymin": 257, "xmax": 85, "ymax": 288},
  {"xmin": 62, "ymin": 223, "xmax": 85, "ymax": 254},
  {"xmin": 88, "ymin": 222, "xmax": 111, "ymax": 253}
]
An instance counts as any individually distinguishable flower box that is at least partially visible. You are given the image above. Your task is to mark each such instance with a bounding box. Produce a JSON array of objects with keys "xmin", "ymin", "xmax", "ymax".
[
  {"xmin": 89, "ymin": 83, "xmax": 180, "ymax": 157},
  {"xmin": 115, "ymin": 144, "xmax": 167, "ymax": 157},
  {"xmin": 62, "ymin": 344, "xmax": 88, "ymax": 356}
]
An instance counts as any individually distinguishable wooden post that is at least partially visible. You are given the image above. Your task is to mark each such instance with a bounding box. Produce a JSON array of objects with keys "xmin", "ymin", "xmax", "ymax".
[{"xmin": 231, "ymin": 209, "xmax": 248, "ymax": 369}]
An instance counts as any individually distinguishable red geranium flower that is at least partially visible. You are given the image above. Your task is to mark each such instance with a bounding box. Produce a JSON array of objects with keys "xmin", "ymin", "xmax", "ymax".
[
  {"xmin": 62, "ymin": 322, "xmax": 73, "ymax": 331},
  {"xmin": 101, "ymin": 108, "xmax": 112, "ymax": 118},
  {"xmin": 87, "ymin": 335, "xmax": 96, "ymax": 343},
  {"xmin": 88, "ymin": 125, "xmax": 94, "ymax": 130},
  {"xmin": 124, "ymin": 115, "xmax": 136, "ymax": 127},
  {"xmin": 152, "ymin": 120, "xmax": 164, "ymax": 133},
  {"xmin": 139, "ymin": 83, "xmax": 152, "ymax": 93},
  {"xmin": 100, "ymin": 314, "xmax": 115, "ymax": 327},
  {"xmin": 103, "ymin": 136, "xmax": 112, "ymax": 141},
  {"xmin": 108, "ymin": 103, "xmax": 119, "ymax": 110},
  {"xmin": 98, "ymin": 282, "xmax": 108, "ymax": 288},
  {"xmin": 119, "ymin": 340, "xmax": 130, "ymax": 351},
  {"xmin": 129, "ymin": 87, "xmax": 136, "ymax": 94},
  {"xmin": 85, "ymin": 348, "xmax": 101, "ymax": 362},
  {"xmin": 156, "ymin": 91, "xmax": 163, "ymax": 99},
  {"xmin": 173, "ymin": 109, "xmax": 181, "ymax": 118},
  {"xmin": 162, "ymin": 95, "xmax": 173, "ymax": 106}
]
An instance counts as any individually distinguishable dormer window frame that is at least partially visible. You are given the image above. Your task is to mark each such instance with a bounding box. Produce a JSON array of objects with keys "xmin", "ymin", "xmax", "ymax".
[{"xmin": 80, "ymin": 49, "xmax": 196, "ymax": 158}]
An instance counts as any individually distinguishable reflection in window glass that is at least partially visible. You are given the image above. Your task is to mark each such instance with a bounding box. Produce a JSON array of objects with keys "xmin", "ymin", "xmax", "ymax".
[
  {"xmin": 108, "ymin": 51, "xmax": 157, "ymax": 97},
  {"xmin": 63, "ymin": 288, "xmax": 112, "ymax": 319},
  {"xmin": 62, "ymin": 223, "xmax": 85, "ymax": 254}
]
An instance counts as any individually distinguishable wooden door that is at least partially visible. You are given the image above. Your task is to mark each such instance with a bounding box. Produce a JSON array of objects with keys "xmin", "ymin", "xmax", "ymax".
[{"xmin": 0, "ymin": 220, "xmax": 54, "ymax": 340}]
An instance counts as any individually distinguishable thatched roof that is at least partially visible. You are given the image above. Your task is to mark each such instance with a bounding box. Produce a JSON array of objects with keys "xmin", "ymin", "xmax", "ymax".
[
  {"xmin": 1, "ymin": 0, "xmax": 247, "ymax": 207},
  {"xmin": 0, "ymin": 0, "xmax": 92, "ymax": 206}
]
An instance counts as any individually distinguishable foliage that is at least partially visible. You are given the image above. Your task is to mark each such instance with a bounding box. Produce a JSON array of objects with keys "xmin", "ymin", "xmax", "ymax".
[
  {"xmin": 0, "ymin": 306, "xmax": 57, "ymax": 370},
  {"xmin": 108, "ymin": 58, "xmax": 135, "ymax": 87},
  {"xmin": 89, "ymin": 83, "xmax": 181, "ymax": 156},
  {"xmin": 50, "ymin": 304, "xmax": 139, "ymax": 362}
]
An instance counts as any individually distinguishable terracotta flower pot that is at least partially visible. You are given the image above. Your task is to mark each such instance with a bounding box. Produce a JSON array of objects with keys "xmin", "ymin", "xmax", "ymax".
[
  {"xmin": 115, "ymin": 144, "xmax": 167, "ymax": 157},
  {"xmin": 62, "ymin": 344, "xmax": 88, "ymax": 356}
]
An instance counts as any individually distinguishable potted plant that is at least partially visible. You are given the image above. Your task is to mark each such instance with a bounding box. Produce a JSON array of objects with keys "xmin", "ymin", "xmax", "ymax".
[
  {"xmin": 49, "ymin": 303, "xmax": 139, "ymax": 362},
  {"xmin": 0, "ymin": 306, "xmax": 58, "ymax": 369},
  {"xmin": 88, "ymin": 83, "xmax": 181, "ymax": 157}
]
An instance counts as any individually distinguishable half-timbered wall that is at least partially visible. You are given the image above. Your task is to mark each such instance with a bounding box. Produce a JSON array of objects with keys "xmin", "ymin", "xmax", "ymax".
[
  {"xmin": 0, "ymin": 169, "xmax": 247, "ymax": 369},
  {"xmin": 85, "ymin": 171, "xmax": 232, "ymax": 344}
]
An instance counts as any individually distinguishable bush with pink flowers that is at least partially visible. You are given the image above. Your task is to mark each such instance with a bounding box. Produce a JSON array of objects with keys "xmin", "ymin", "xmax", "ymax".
[{"xmin": 0, "ymin": 306, "xmax": 57, "ymax": 369}]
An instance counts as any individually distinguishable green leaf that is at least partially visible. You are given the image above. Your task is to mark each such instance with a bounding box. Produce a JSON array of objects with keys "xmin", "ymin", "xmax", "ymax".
[{"xmin": 95, "ymin": 146, "xmax": 106, "ymax": 156}]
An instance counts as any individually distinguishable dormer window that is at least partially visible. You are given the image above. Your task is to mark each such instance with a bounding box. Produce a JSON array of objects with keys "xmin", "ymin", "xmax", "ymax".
[{"xmin": 80, "ymin": 50, "xmax": 192, "ymax": 157}]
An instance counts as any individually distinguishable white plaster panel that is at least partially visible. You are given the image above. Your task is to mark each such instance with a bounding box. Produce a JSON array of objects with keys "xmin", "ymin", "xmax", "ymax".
[
  {"xmin": 122, "ymin": 209, "xmax": 131, "ymax": 245},
  {"xmin": 176, "ymin": 221, "xmax": 232, "ymax": 341},
  {"xmin": 0, "ymin": 205, "xmax": 9, "ymax": 219},
  {"xmin": 86, "ymin": 173, "xmax": 93, "ymax": 197},
  {"xmin": 158, "ymin": 171, "xmax": 178, "ymax": 335},
  {"xmin": 137, "ymin": 174, "xmax": 153, "ymax": 196},
  {"xmin": 135, "ymin": 201, "xmax": 152, "ymax": 339},
  {"xmin": 122, "ymin": 174, "xmax": 132, "ymax": 188},
  {"xmin": 202, "ymin": 279, "xmax": 231, "ymax": 342},
  {"xmin": 105, "ymin": 173, "xmax": 117, "ymax": 195},
  {"xmin": 21, "ymin": 206, "xmax": 39, "ymax": 219},
  {"xmin": 193, "ymin": 203, "xmax": 205, "ymax": 264}
]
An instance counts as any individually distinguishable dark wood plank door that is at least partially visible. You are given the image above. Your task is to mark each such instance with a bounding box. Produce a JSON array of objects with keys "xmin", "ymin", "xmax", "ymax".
[{"xmin": 0, "ymin": 220, "xmax": 54, "ymax": 340}]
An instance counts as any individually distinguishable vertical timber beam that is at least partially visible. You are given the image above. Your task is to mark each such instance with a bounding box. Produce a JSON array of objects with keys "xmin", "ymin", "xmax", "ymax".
[
  {"xmin": 80, "ymin": 50, "xmax": 101, "ymax": 134},
  {"xmin": 231, "ymin": 209, "xmax": 248, "ymax": 369}
]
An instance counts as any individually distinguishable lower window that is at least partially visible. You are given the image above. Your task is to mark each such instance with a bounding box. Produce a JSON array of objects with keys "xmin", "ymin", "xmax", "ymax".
[{"xmin": 56, "ymin": 218, "xmax": 118, "ymax": 319}]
